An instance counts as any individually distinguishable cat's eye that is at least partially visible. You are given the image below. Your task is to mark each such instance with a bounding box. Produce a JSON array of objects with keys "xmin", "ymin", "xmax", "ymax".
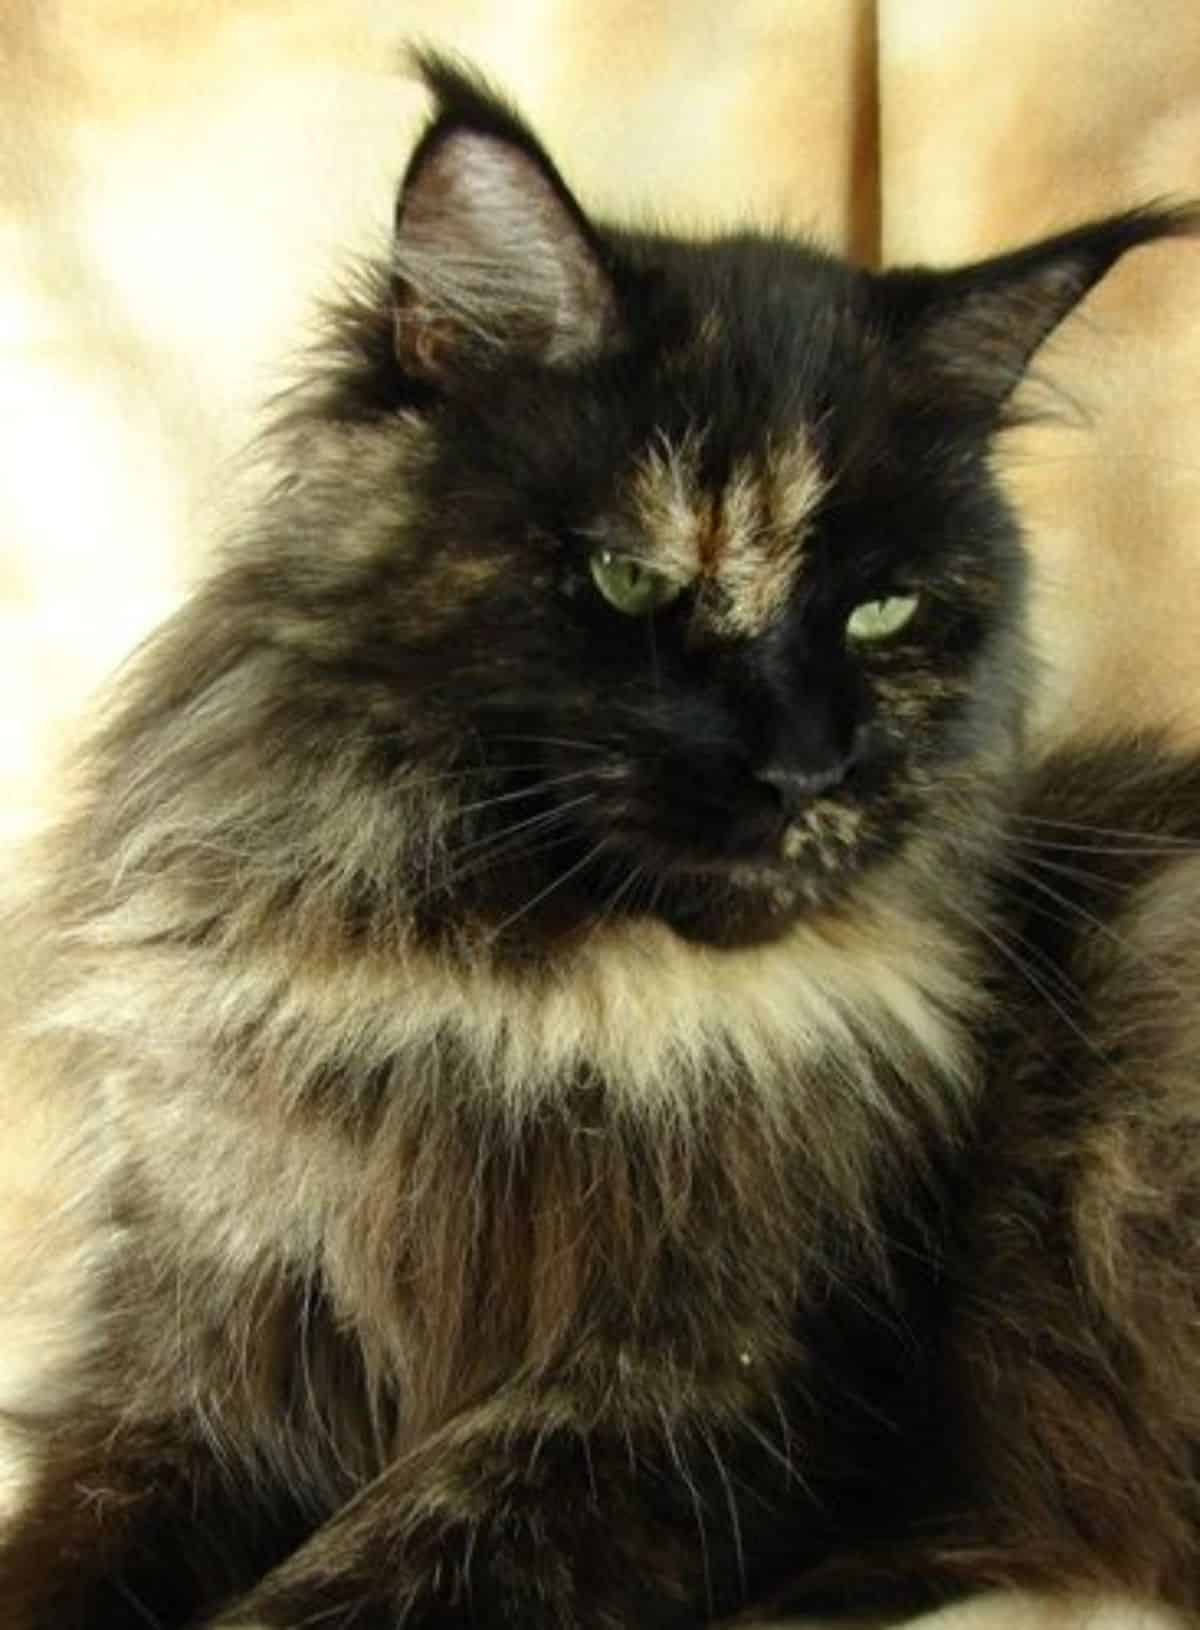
[
  {"xmin": 589, "ymin": 549, "xmax": 684, "ymax": 616},
  {"xmin": 844, "ymin": 593, "xmax": 921, "ymax": 644}
]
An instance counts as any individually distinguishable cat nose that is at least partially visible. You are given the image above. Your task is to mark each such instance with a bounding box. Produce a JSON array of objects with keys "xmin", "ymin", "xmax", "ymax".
[{"xmin": 755, "ymin": 759, "xmax": 849, "ymax": 816}]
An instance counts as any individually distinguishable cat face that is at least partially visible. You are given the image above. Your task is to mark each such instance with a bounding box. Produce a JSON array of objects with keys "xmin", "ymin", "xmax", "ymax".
[
  {"xmin": 236, "ymin": 59, "xmax": 1192, "ymax": 956},
  {"xmin": 381, "ymin": 283, "xmax": 1024, "ymax": 949}
]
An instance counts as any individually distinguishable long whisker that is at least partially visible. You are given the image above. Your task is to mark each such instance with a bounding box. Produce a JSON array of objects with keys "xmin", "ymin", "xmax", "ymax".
[
  {"xmin": 443, "ymin": 824, "xmax": 584, "ymax": 890},
  {"xmin": 1018, "ymin": 836, "xmax": 1198, "ymax": 858},
  {"xmin": 392, "ymin": 761, "xmax": 563, "ymax": 786},
  {"xmin": 405, "ymin": 793, "xmax": 598, "ymax": 911},
  {"xmin": 586, "ymin": 857, "xmax": 651, "ymax": 938},
  {"xmin": 487, "ymin": 840, "xmax": 609, "ymax": 943},
  {"xmin": 1012, "ymin": 850, "xmax": 1132, "ymax": 896},
  {"xmin": 976, "ymin": 832, "xmax": 1133, "ymax": 904},
  {"xmin": 1008, "ymin": 812, "xmax": 1199, "ymax": 848},
  {"xmin": 455, "ymin": 769, "xmax": 601, "ymax": 819},
  {"xmin": 447, "ymin": 792, "xmax": 599, "ymax": 866},
  {"xmin": 938, "ymin": 893, "xmax": 1114, "ymax": 1071},
  {"xmin": 996, "ymin": 855, "xmax": 1190, "ymax": 1003},
  {"xmin": 430, "ymin": 807, "xmax": 594, "ymax": 899},
  {"xmin": 410, "ymin": 832, "xmax": 585, "ymax": 921},
  {"xmin": 490, "ymin": 733, "xmax": 611, "ymax": 756}
]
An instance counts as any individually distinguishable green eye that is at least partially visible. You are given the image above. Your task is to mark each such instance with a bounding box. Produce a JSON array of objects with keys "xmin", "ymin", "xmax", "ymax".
[
  {"xmin": 589, "ymin": 549, "xmax": 683, "ymax": 616},
  {"xmin": 845, "ymin": 593, "xmax": 920, "ymax": 643}
]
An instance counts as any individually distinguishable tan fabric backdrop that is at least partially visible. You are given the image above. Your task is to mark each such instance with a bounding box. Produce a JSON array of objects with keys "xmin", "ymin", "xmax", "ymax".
[{"xmin": 3, "ymin": 5, "xmax": 1200, "ymax": 1626}]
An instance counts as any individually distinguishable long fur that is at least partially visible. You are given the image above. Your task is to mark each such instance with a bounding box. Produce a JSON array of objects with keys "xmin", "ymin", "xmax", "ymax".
[{"xmin": 3, "ymin": 54, "xmax": 1200, "ymax": 1630}]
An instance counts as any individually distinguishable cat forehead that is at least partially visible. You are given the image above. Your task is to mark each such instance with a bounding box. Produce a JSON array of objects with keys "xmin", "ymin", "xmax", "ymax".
[{"xmin": 625, "ymin": 427, "xmax": 828, "ymax": 636}]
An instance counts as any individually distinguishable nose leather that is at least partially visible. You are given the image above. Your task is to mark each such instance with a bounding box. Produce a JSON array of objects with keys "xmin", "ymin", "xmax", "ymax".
[{"xmin": 755, "ymin": 759, "xmax": 849, "ymax": 815}]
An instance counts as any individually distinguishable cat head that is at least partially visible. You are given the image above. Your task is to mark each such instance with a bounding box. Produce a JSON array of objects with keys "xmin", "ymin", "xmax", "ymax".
[{"xmin": 115, "ymin": 57, "xmax": 1197, "ymax": 960}]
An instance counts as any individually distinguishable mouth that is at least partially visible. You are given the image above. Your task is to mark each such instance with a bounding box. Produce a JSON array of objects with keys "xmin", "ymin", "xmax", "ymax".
[
  {"xmin": 646, "ymin": 864, "xmax": 819, "ymax": 948},
  {"xmin": 578, "ymin": 830, "xmax": 833, "ymax": 947},
  {"xmin": 563, "ymin": 792, "xmax": 869, "ymax": 947},
  {"xmin": 489, "ymin": 753, "xmax": 870, "ymax": 949}
]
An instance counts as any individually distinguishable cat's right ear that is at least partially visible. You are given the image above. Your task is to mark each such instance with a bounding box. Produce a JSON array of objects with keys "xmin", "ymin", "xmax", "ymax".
[{"xmin": 392, "ymin": 54, "xmax": 622, "ymax": 384}]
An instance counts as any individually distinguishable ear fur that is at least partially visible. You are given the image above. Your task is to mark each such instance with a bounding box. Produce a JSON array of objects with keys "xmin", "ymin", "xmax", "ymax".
[
  {"xmin": 393, "ymin": 53, "xmax": 621, "ymax": 381},
  {"xmin": 881, "ymin": 205, "xmax": 1200, "ymax": 421}
]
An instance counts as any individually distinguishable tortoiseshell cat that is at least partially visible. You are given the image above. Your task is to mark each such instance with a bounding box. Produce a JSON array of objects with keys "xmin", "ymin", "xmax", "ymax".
[{"xmin": 2, "ymin": 52, "xmax": 1200, "ymax": 1630}]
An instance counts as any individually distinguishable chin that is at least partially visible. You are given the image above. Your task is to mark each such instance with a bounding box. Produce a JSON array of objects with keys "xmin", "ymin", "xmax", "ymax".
[
  {"xmin": 646, "ymin": 867, "xmax": 823, "ymax": 950},
  {"xmin": 561, "ymin": 820, "xmax": 865, "ymax": 951}
]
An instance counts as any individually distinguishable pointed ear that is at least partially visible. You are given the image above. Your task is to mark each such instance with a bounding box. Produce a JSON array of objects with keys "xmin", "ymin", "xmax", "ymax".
[
  {"xmin": 881, "ymin": 205, "xmax": 1200, "ymax": 421},
  {"xmin": 392, "ymin": 54, "xmax": 621, "ymax": 382}
]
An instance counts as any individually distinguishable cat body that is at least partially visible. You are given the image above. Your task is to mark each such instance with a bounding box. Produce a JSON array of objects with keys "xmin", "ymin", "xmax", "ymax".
[{"xmin": 1, "ymin": 54, "xmax": 1199, "ymax": 1629}]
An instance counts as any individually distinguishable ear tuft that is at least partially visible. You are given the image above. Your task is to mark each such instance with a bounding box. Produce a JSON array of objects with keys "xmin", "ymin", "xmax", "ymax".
[
  {"xmin": 393, "ymin": 53, "xmax": 621, "ymax": 382},
  {"xmin": 883, "ymin": 203, "xmax": 1200, "ymax": 421}
]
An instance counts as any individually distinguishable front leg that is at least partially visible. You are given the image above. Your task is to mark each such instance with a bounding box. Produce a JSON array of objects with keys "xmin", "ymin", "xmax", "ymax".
[
  {"xmin": 0, "ymin": 1409, "xmax": 317, "ymax": 1630},
  {"xmin": 213, "ymin": 1384, "xmax": 800, "ymax": 1630}
]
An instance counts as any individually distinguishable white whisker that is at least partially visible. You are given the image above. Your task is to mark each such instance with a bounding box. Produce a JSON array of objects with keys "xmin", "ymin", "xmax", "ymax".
[
  {"xmin": 455, "ymin": 769, "xmax": 601, "ymax": 819},
  {"xmin": 486, "ymin": 840, "xmax": 608, "ymax": 943},
  {"xmin": 447, "ymin": 793, "xmax": 598, "ymax": 866},
  {"xmin": 998, "ymin": 855, "xmax": 1192, "ymax": 1004},
  {"xmin": 937, "ymin": 893, "xmax": 1112, "ymax": 1072}
]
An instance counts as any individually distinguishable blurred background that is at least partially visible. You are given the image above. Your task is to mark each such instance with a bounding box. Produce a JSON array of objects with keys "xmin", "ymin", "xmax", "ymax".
[{"xmin": 3, "ymin": 0, "xmax": 1200, "ymax": 842}]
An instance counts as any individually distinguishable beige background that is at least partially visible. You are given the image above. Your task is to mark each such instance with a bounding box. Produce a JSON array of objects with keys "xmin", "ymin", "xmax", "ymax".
[{"xmin": 3, "ymin": 4, "xmax": 1200, "ymax": 1627}]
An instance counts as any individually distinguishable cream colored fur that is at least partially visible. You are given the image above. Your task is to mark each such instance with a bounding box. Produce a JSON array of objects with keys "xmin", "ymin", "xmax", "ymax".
[{"xmin": 629, "ymin": 431, "xmax": 829, "ymax": 638}]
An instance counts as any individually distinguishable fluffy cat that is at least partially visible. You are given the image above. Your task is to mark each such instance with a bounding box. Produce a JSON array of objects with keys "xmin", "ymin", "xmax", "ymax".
[{"xmin": 1, "ymin": 51, "xmax": 1199, "ymax": 1630}]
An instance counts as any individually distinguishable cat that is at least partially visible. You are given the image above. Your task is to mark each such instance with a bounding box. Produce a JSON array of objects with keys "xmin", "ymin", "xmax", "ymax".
[{"xmin": 1, "ymin": 47, "xmax": 1199, "ymax": 1630}]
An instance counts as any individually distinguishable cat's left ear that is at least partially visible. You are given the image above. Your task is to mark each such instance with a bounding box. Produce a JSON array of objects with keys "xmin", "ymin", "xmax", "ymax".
[
  {"xmin": 882, "ymin": 205, "xmax": 1200, "ymax": 421},
  {"xmin": 392, "ymin": 54, "xmax": 621, "ymax": 383}
]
